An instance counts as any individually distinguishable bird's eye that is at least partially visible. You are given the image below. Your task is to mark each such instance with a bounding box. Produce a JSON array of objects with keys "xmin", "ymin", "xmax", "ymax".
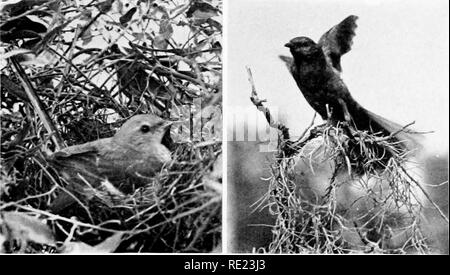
[{"xmin": 140, "ymin": 124, "xmax": 151, "ymax": 133}]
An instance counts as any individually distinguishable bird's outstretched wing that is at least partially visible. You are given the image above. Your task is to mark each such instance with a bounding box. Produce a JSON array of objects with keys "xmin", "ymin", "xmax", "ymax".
[{"xmin": 318, "ymin": 15, "xmax": 358, "ymax": 72}]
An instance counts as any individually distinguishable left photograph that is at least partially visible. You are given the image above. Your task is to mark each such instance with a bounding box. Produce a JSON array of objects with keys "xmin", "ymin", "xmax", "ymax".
[{"xmin": 0, "ymin": 0, "xmax": 222, "ymax": 253}]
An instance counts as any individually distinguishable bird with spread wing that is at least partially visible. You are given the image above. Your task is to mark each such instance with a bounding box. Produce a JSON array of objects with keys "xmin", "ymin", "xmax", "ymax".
[{"xmin": 281, "ymin": 15, "xmax": 423, "ymax": 169}]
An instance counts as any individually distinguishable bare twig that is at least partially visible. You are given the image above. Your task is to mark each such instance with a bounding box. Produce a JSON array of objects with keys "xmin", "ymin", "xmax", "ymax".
[
  {"xmin": 401, "ymin": 166, "xmax": 449, "ymax": 224},
  {"xmin": 247, "ymin": 66, "xmax": 290, "ymax": 141},
  {"xmin": 9, "ymin": 57, "xmax": 65, "ymax": 151}
]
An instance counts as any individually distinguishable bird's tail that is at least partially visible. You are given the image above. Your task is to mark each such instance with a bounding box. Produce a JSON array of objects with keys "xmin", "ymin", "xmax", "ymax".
[
  {"xmin": 278, "ymin": 55, "xmax": 294, "ymax": 71},
  {"xmin": 363, "ymin": 108, "xmax": 425, "ymax": 154}
]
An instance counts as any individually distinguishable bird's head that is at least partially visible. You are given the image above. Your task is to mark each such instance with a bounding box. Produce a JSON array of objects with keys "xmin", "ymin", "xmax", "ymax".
[
  {"xmin": 285, "ymin": 37, "xmax": 321, "ymax": 59},
  {"xmin": 113, "ymin": 114, "xmax": 172, "ymax": 148}
]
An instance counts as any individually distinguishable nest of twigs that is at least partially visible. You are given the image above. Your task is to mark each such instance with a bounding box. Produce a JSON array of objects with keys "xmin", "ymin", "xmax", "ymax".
[
  {"xmin": 255, "ymin": 122, "xmax": 432, "ymax": 254},
  {"xmin": 1, "ymin": 138, "xmax": 221, "ymax": 253}
]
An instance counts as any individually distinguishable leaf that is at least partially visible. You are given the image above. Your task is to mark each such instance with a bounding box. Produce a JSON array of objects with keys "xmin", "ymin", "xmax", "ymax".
[
  {"xmin": 0, "ymin": 48, "xmax": 33, "ymax": 60},
  {"xmin": 153, "ymin": 35, "xmax": 168, "ymax": 49},
  {"xmin": 132, "ymin": 32, "xmax": 145, "ymax": 41},
  {"xmin": 119, "ymin": 7, "xmax": 137, "ymax": 26},
  {"xmin": 8, "ymin": 121, "xmax": 31, "ymax": 148},
  {"xmin": 0, "ymin": 74, "xmax": 27, "ymax": 101},
  {"xmin": 1, "ymin": 211, "xmax": 56, "ymax": 246},
  {"xmin": 81, "ymin": 28, "xmax": 92, "ymax": 46},
  {"xmin": 186, "ymin": 1, "xmax": 219, "ymax": 19},
  {"xmin": 0, "ymin": 0, "xmax": 22, "ymax": 10},
  {"xmin": 153, "ymin": 16, "xmax": 174, "ymax": 49},
  {"xmin": 206, "ymin": 18, "xmax": 222, "ymax": 31},
  {"xmin": 150, "ymin": 3, "xmax": 169, "ymax": 18},
  {"xmin": 97, "ymin": 0, "xmax": 113, "ymax": 13},
  {"xmin": 1, "ymin": 0, "xmax": 50, "ymax": 16},
  {"xmin": 0, "ymin": 15, "xmax": 47, "ymax": 43},
  {"xmin": 100, "ymin": 179, "xmax": 124, "ymax": 197},
  {"xmin": 60, "ymin": 233, "xmax": 124, "ymax": 254},
  {"xmin": 20, "ymin": 37, "xmax": 42, "ymax": 49},
  {"xmin": 80, "ymin": 9, "xmax": 92, "ymax": 21},
  {"xmin": 0, "ymin": 29, "xmax": 41, "ymax": 43},
  {"xmin": 0, "ymin": 16, "xmax": 47, "ymax": 33},
  {"xmin": 159, "ymin": 18, "xmax": 173, "ymax": 39}
]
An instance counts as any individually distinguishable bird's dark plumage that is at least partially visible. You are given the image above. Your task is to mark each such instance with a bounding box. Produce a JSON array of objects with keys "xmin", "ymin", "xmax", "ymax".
[
  {"xmin": 284, "ymin": 15, "xmax": 422, "ymax": 166},
  {"xmin": 318, "ymin": 15, "xmax": 358, "ymax": 72}
]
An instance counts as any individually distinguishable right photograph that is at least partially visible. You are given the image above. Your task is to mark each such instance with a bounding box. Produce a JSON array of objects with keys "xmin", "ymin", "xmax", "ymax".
[{"xmin": 226, "ymin": 0, "xmax": 449, "ymax": 254}]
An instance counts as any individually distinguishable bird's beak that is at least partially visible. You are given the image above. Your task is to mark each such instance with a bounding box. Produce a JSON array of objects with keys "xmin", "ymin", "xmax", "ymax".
[
  {"xmin": 161, "ymin": 121, "xmax": 173, "ymax": 149},
  {"xmin": 284, "ymin": 42, "xmax": 293, "ymax": 48}
]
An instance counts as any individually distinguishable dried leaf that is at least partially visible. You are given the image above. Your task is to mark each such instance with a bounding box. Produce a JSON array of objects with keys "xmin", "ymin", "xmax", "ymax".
[
  {"xmin": 132, "ymin": 32, "xmax": 145, "ymax": 41},
  {"xmin": 1, "ymin": 0, "xmax": 50, "ymax": 16},
  {"xmin": 153, "ymin": 16, "xmax": 173, "ymax": 49},
  {"xmin": 0, "ymin": 74, "xmax": 27, "ymax": 101},
  {"xmin": 8, "ymin": 121, "xmax": 31, "ymax": 148},
  {"xmin": 0, "ymin": 16, "xmax": 47, "ymax": 33},
  {"xmin": 153, "ymin": 35, "xmax": 168, "ymax": 49},
  {"xmin": 0, "ymin": 49, "xmax": 33, "ymax": 60},
  {"xmin": 206, "ymin": 18, "xmax": 222, "ymax": 31},
  {"xmin": 97, "ymin": 0, "xmax": 113, "ymax": 13},
  {"xmin": 186, "ymin": 1, "xmax": 219, "ymax": 19},
  {"xmin": 119, "ymin": 7, "xmax": 137, "ymax": 26},
  {"xmin": 80, "ymin": 9, "xmax": 92, "ymax": 21},
  {"xmin": 1, "ymin": 30, "xmax": 41, "ymax": 43},
  {"xmin": 1, "ymin": 211, "xmax": 56, "ymax": 246},
  {"xmin": 159, "ymin": 18, "xmax": 173, "ymax": 39},
  {"xmin": 150, "ymin": 3, "xmax": 169, "ymax": 18},
  {"xmin": 20, "ymin": 37, "xmax": 42, "ymax": 49},
  {"xmin": 81, "ymin": 28, "xmax": 92, "ymax": 45}
]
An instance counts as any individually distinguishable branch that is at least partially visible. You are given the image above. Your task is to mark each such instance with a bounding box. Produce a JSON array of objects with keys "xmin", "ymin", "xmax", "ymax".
[
  {"xmin": 246, "ymin": 66, "xmax": 290, "ymax": 140},
  {"xmin": 9, "ymin": 57, "xmax": 65, "ymax": 151},
  {"xmin": 247, "ymin": 66, "xmax": 323, "ymax": 157},
  {"xmin": 401, "ymin": 166, "xmax": 449, "ymax": 224}
]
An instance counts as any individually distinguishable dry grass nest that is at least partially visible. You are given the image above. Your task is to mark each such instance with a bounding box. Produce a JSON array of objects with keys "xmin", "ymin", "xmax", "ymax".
[
  {"xmin": 253, "ymin": 122, "xmax": 434, "ymax": 254},
  {"xmin": 1, "ymin": 121, "xmax": 222, "ymax": 253}
]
